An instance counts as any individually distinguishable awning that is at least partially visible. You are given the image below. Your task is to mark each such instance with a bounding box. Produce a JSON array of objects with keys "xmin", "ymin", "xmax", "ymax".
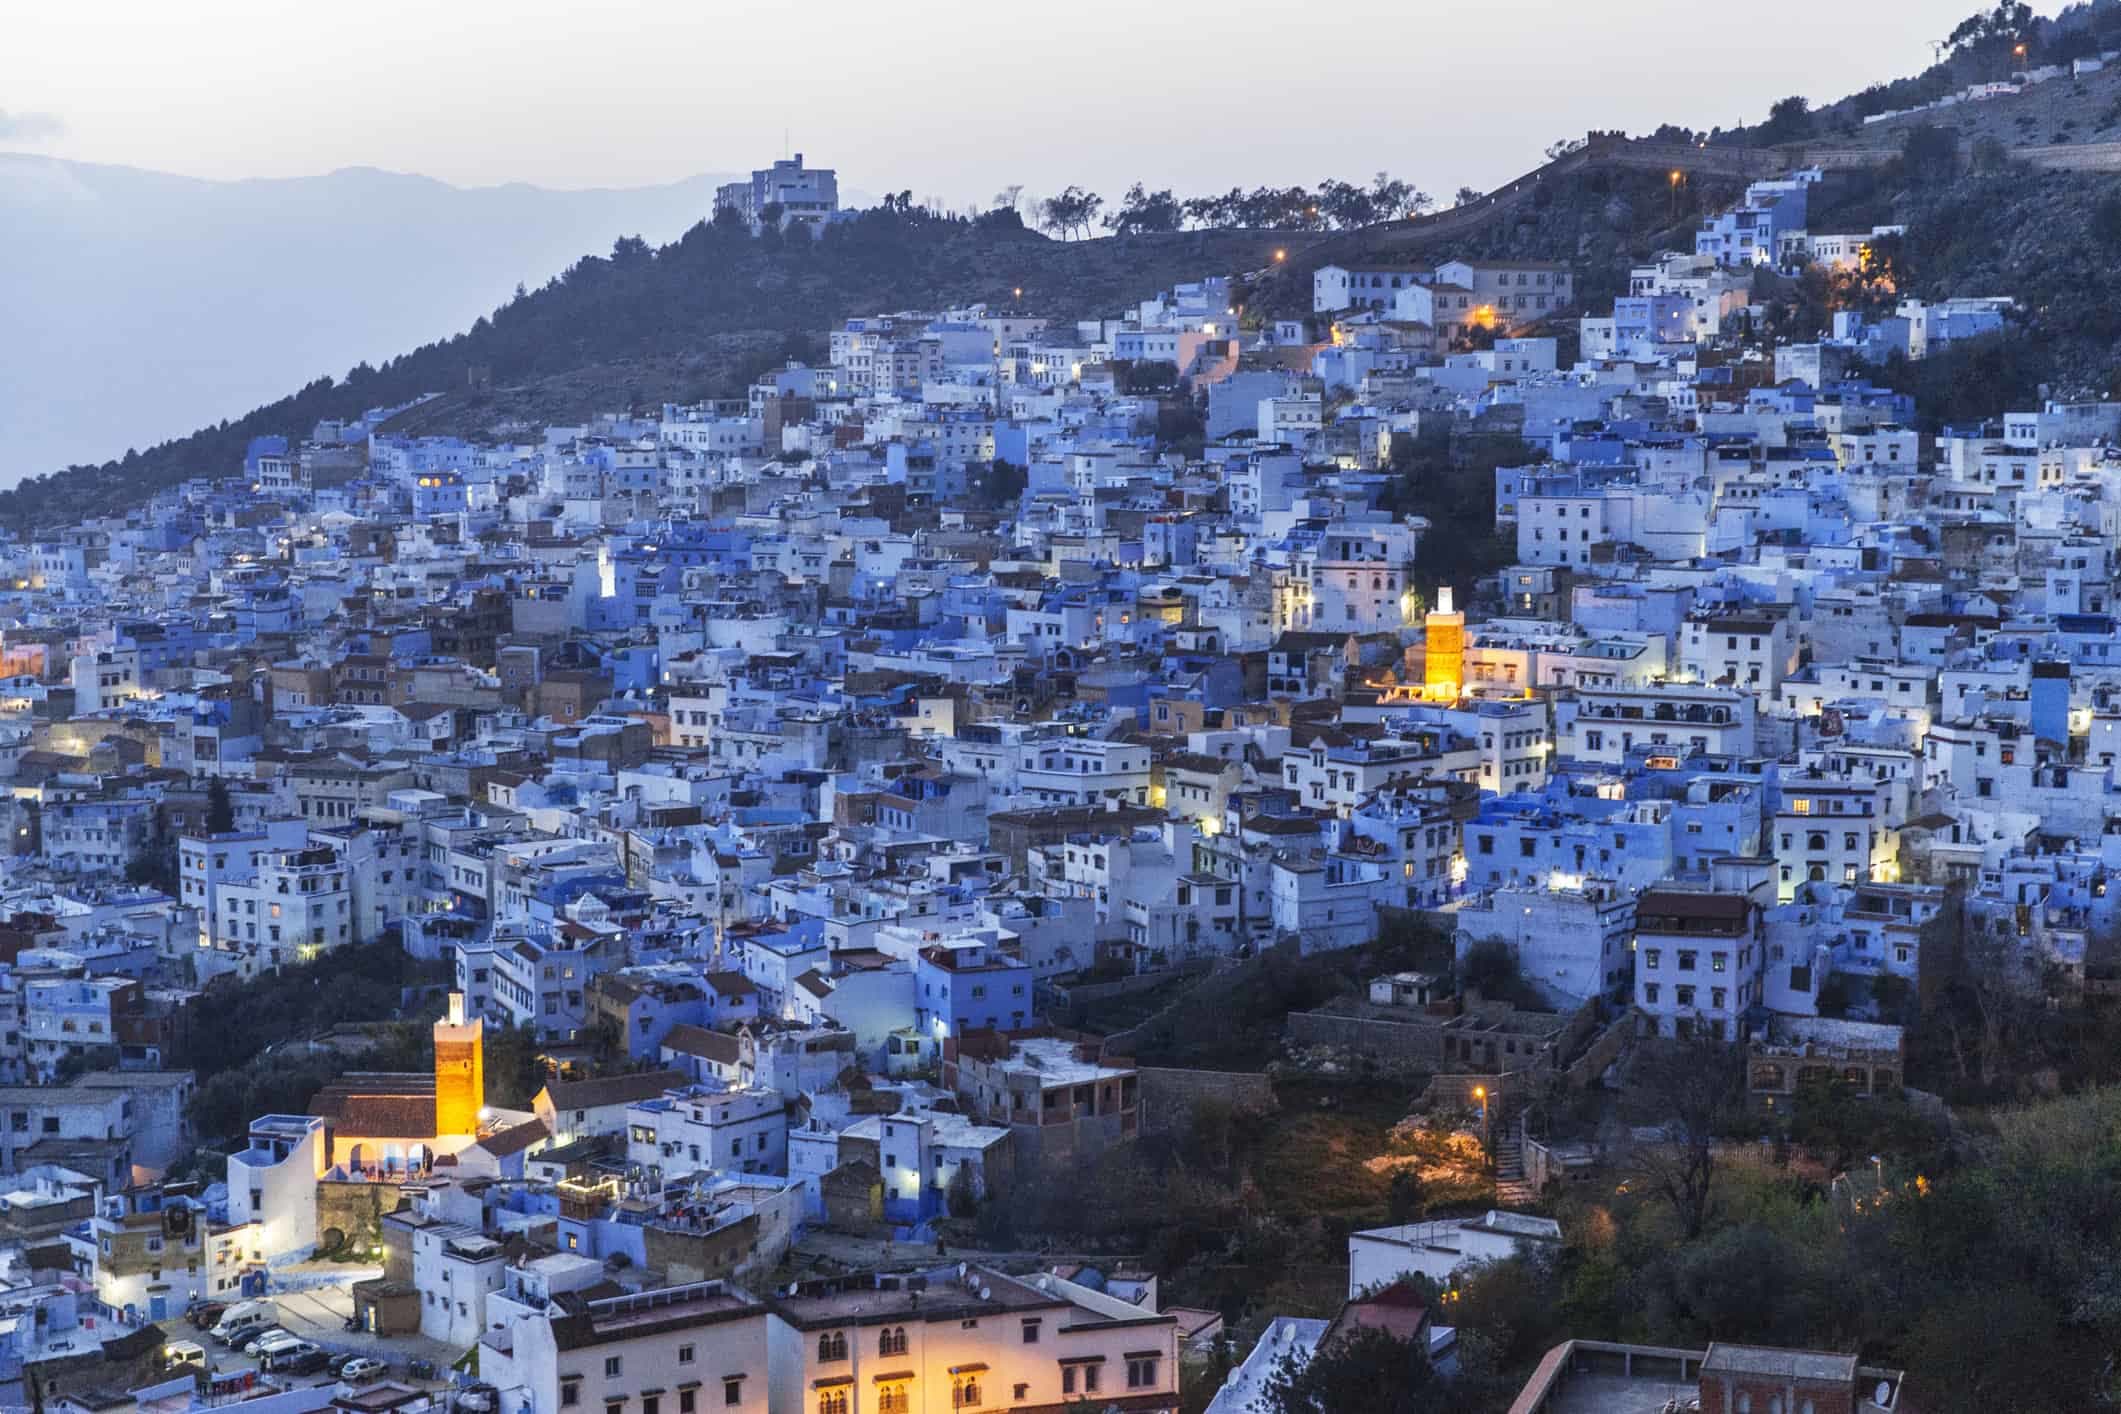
[
  {"xmin": 810, "ymin": 1376, "xmax": 854, "ymax": 1390},
  {"xmin": 869, "ymin": 1371, "xmax": 915, "ymax": 1384},
  {"xmin": 947, "ymin": 1362, "xmax": 990, "ymax": 1375}
]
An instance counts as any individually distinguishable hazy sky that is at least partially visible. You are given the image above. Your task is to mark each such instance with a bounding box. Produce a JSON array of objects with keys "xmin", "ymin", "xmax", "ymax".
[{"xmin": 7, "ymin": 0, "xmax": 1975, "ymax": 204}]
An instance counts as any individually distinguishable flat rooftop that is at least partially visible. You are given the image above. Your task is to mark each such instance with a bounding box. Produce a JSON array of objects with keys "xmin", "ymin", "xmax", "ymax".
[
  {"xmin": 1540, "ymin": 1371, "xmax": 1701, "ymax": 1414},
  {"xmin": 552, "ymin": 1282, "xmax": 762, "ymax": 1350}
]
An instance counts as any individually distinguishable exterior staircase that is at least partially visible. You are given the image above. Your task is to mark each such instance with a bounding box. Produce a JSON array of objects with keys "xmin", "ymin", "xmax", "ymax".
[{"xmin": 1494, "ymin": 1115, "xmax": 1534, "ymax": 1206}]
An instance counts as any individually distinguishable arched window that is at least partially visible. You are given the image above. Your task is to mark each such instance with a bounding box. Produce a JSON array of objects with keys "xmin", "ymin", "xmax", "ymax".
[
  {"xmin": 1737, "ymin": 1397, "xmax": 1751, "ymax": 1414},
  {"xmin": 1807, "ymin": 832, "xmax": 1827, "ymax": 851}
]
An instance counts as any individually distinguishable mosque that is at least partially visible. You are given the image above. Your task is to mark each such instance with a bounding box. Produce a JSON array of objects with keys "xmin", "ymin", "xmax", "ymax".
[{"xmin": 227, "ymin": 993, "xmax": 547, "ymax": 1264}]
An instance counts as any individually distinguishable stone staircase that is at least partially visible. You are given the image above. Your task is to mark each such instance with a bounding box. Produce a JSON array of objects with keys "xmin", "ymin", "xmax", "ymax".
[{"xmin": 1494, "ymin": 1114, "xmax": 1534, "ymax": 1206}]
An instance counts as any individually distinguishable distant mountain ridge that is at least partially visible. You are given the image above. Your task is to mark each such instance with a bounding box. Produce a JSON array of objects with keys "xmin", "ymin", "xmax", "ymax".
[{"xmin": 0, "ymin": 153, "xmax": 755, "ymax": 482}]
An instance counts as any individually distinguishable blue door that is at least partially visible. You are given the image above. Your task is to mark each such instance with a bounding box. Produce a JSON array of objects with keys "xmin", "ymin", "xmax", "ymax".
[{"xmin": 149, "ymin": 1296, "xmax": 168, "ymax": 1321}]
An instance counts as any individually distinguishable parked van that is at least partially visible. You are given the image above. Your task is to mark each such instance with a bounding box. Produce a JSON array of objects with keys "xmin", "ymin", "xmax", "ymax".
[
  {"xmin": 245, "ymin": 1328, "xmax": 299, "ymax": 1358},
  {"xmin": 262, "ymin": 1339, "xmax": 320, "ymax": 1372},
  {"xmin": 163, "ymin": 1340, "xmax": 209, "ymax": 1371},
  {"xmin": 209, "ymin": 1300, "xmax": 275, "ymax": 1346}
]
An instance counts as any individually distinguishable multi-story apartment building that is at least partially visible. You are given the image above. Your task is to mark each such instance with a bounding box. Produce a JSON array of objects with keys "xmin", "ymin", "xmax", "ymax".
[{"xmin": 1633, "ymin": 869, "xmax": 1770, "ymax": 1041}]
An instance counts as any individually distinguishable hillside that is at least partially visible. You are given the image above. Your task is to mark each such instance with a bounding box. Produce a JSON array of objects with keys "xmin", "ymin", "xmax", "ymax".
[
  {"xmin": 0, "ymin": 211, "xmax": 1283, "ymax": 532},
  {"xmin": 1715, "ymin": 0, "xmax": 2121, "ymax": 148},
  {"xmin": 0, "ymin": 155, "xmax": 768, "ymax": 482},
  {"xmin": 1830, "ymin": 59, "xmax": 2121, "ymax": 152}
]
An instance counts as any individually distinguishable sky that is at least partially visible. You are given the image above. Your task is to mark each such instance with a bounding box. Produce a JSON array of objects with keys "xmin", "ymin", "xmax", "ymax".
[{"xmin": 6, "ymin": 0, "xmax": 1982, "ymax": 207}]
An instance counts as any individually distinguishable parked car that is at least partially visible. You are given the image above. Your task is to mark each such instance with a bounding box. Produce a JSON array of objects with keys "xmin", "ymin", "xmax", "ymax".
[
  {"xmin": 244, "ymin": 1328, "xmax": 297, "ymax": 1358},
  {"xmin": 339, "ymin": 1357, "xmax": 388, "ymax": 1385},
  {"xmin": 186, "ymin": 1300, "xmax": 227, "ymax": 1331},
  {"xmin": 277, "ymin": 1347, "xmax": 332, "ymax": 1377},
  {"xmin": 327, "ymin": 1351, "xmax": 362, "ymax": 1377},
  {"xmin": 162, "ymin": 1340, "xmax": 209, "ymax": 1371}
]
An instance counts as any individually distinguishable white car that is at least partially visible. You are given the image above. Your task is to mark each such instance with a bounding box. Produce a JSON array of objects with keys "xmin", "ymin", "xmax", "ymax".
[
  {"xmin": 243, "ymin": 1328, "xmax": 295, "ymax": 1357},
  {"xmin": 339, "ymin": 1357, "xmax": 388, "ymax": 1384}
]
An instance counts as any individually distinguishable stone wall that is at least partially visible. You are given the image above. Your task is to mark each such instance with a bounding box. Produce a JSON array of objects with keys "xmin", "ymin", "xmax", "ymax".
[
  {"xmin": 1563, "ymin": 1017, "xmax": 1631, "ymax": 1090},
  {"xmin": 643, "ymin": 1212, "xmax": 762, "ymax": 1285},
  {"xmin": 1285, "ymin": 1011, "xmax": 1446, "ymax": 1066},
  {"xmin": 315, "ymin": 1180, "xmax": 412, "ymax": 1255},
  {"xmin": 1136, "ymin": 1067, "xmax": 1278, "ymax": 1135}
]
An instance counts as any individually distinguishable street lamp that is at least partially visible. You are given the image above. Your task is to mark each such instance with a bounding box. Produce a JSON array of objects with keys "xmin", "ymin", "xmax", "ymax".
[
  {"xmin": 1473, "ymin": 1085, "xmax": 1490, "ymax": 1157},
  {"xmin": 1273, "ymin": 248, "xmax": 1287, "ymax": 263}
]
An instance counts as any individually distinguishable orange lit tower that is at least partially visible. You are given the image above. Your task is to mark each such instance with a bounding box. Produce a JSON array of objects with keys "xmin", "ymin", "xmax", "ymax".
[
  {"xmin": 1424, "ymin": 586, "xmax": 1464, "ymax": 702},
  {"xmin": 433, "ymin": 991, "xmax": 485, "ymax": 1139}
]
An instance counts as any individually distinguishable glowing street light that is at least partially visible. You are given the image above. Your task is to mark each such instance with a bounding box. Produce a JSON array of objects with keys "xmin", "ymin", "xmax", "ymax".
[{"xmin": 1273, "ymin": 248, "xmax": 1287, "ymax": 263}]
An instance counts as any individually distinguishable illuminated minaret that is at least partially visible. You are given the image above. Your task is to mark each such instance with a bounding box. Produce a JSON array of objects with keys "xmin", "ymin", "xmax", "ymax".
[
  {"xmin": 433, "ymin": 991, "xmax": 485, "ymax": 1139},
  {"xmin": 1424, "ymin": 586, "xmax": 1464, "ymax": 702}
]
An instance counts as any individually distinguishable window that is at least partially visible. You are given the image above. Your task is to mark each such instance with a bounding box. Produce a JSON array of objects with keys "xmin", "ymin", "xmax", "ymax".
[
  {"xmin": 679, "ymin": 1395, "xmax": 694, "ymax": 1414},
  {"xmin": 879, "ymin": 1326, "xmax": 907, "ymax": 1357},
  {"xmin": 952, "ymin": 1375, "xmax": 982, "ymax": 1409},
  {"xmin": 817, "ymin": 1332, "xmax": 847, "ymax": 1362},
  {"xmin": 561, "ymin": 1385, "xmax": 581, "ymax": 1409},
  {"xmin": 1021, "ymin": 1318, "xmax": 1041, "ymax": 1344},
  {"xmin": 723, "ymin": 1380, "xmax": 742, "ymax": 1407},
  {"xmin": 605, "ymin": 1358, "xmax": 623, "ymax": 1379},
  {"xmin": 644, "ymin": 1398, "xmax": 660, "ymax": 1414},
  {"xmin": 817, "ymin": 1393, "xmax": 848, "ymax": 1414},
  {"xmin": 1127, "ymin": 1357, "xmax": 1160, "ymax": 1389},
  {"xmin": 677, "ymin": 1345, "xmax": 694, "ymax": 1365}
]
